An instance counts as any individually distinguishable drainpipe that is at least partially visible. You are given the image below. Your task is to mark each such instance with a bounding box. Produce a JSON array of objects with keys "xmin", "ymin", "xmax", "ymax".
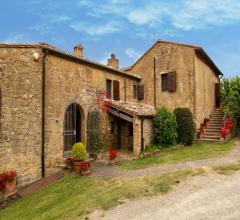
[
  {"xmin": 41, "ymin": 48, "xmax": 48, "ymax": 178},
  {"xmin": 153, "ymin": 57, "xmax": 156, "ymax": 108},
  {"xmin": 141, "ymin": 118, "xmax": 144, "ymax": 152},
  {"xmin": 124, "ymin": 79, "xmax": 126, "ymax": 101}
]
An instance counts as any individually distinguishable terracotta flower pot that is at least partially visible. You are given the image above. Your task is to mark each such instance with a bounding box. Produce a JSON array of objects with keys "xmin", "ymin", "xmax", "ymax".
[
  {"xmin": 74, "ymin": 161, "xmax": 91, "ymax": 175},
  {"xmin": 3, "ymin": 178, "xmax": 17, "ymax": 197}
]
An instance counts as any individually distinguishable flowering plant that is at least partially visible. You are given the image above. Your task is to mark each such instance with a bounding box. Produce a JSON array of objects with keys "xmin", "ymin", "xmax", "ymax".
[
  {"xmin": 109, "ymin": 148, "xmax": 117, "ymax": 160},
  {"xmin": 220, "ymin": 128, "xmax": 229, "ymax": 138},
  {"xmin": 0, "ymin": 171, "xmax": 17, "ymax": 191},
  {"xmin": 225, "ymin": 118, "xmax": 233, "ymax": 129},
  {"xmin": 65, "ymin": 157, "xmax": 74, "ymax": 168}
]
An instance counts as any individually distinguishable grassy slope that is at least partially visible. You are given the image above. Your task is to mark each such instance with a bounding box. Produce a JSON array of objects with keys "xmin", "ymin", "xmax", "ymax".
[
  {"xmin": 117, "ymin": 139, "xmax": 237, "ymax": 170},
  {"xmin": 0, "ymin": 169, "xmax": 203, "ymax": 220}
]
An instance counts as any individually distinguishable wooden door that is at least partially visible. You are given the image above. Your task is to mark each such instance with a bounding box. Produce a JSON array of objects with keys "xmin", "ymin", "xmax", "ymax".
[{"xmin": 215, "ymin": 83, "xmax": 221, "ymax": 108}]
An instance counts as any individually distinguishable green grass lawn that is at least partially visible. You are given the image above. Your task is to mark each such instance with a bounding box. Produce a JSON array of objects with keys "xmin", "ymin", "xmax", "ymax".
[
  {"xmin": 0, "ymin": 169, "xmax": 203, "ymax": 220},
  {"xmin": 214, "ymin": 161, "xmax": 240, "ymax": 175},
  {"xmin": 117, "ymin": 139, "xmax": 238, "ymax": 170}
]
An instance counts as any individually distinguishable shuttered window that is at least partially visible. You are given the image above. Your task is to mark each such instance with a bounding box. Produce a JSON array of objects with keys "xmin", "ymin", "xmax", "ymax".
[
  {"xmin": 106, "ymin": 79, "xmax": 112, "ymax": 98},
  {"xmin": 137, "ymin": 85, "xmax": 144, "ymax": 100},
  {"xmin": 113, "ymin": 80, "xmax": 120, "ymax": 100},
  {"xmin": 161, "ymin": 72, "xmax": 176, "ymax": 92},
  {"xmin": 161, "ymin": 74, "xmax": 168, "ymax": 91},
  {"xmin": 133, "ymin": 85, "xmax": 138, "ymax": 98}
]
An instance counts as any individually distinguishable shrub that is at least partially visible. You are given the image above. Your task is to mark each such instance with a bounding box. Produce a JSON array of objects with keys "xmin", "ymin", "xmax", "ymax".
[
  {"xmin": 174, "ymin": 107, "xmax": 195, "ymax": 145},
  {"xmin": 72, "ymin": 143, "xmax": 87, "ymax": 161},
  {"xmin": 152, "ymin": 107, "xmax": 177, "ymax": 147},
  {"xmin": 221, "ymin": 77, "xmax": 240, "ymax": 136}
]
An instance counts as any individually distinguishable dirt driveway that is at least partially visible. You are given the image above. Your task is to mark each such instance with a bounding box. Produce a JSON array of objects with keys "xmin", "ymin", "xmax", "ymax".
[{"xmin": 89, "ymin": 171, "xmax": 240, "ymax": 220}]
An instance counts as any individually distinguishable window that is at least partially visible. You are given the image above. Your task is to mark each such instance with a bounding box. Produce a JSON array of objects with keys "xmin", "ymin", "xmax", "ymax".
[
  {"xmin": 161, "ymin": 74, "xmax": 168, "ymax": 92},
  {"xmin": 137, "ymin": 85, "xmax": 144, "ymax": 100},
  {"xmin": 161, "ymin": 72, "xmax": 176, "ymax": 92},
  {"xmin": 133, "ymin": 85, "xmax": 138, "ymax": 98},
  {"xmin": 106, "ymin": 79, "xmax": 112, "ymax": 98},
  {"xmin": 113, "ymin": 80, "xmax": 120, "ymax": 100}
]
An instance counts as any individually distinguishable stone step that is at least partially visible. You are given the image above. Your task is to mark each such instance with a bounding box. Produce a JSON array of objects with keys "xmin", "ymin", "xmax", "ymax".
[
  {"xmin": 203, "ymin": 131, "xmax": 220, "ymax": 135},
  {"xmin": 208, "ymin": 123, "xmax": 224, "ymax": 126},
  {"xmin": 207, "ymin": 124, "xmax": 223, "ymax": 128},
  {"xmin": 201, "ymin": 135, "xmax": 220, "ymax": 140},
  {"xmin": 198, "ymin": 138, "xmax": 221, "ymax": 142},
  {"xmin": 202, "ymin": 133, "xmax": 221, "ymax": 138},
  {"xmin": 204, "ymin": 128, "xmax": 220, "ymax": 133}
]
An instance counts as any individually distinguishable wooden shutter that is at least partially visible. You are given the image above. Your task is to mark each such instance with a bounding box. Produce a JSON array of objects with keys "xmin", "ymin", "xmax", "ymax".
[
  {"xmin": 137, "ymin": 85, "xmax": 144, "ymax": 100},
  {"xmin": 113, "ymin": 80, "xmax": 120, "ymax": 100},
  {"xmin": 168, "ymin": 72, "xmax": 176, "ymax": 92},
  {"xmin": 106, "ymin": 79, "xmax": 112, "ymax": 98}
]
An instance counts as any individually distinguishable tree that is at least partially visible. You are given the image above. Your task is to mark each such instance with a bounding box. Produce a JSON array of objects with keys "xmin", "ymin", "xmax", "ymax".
[{"xmin": 221, "ymin": 77, "xmax": 240, "ymax": 136}]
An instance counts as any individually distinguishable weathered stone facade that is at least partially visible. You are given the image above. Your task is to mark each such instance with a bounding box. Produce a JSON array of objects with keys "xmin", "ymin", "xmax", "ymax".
[
  {"xmin": 125, "ymin": 40, "xmax": 220, "ymax": 128},
  {"xmin": 0, "ymin": 40, "xmax": 221, "ymax": 186},
  {"xmin": 0, "ymin": 47, "xmax": 43, "ymax": 186}
]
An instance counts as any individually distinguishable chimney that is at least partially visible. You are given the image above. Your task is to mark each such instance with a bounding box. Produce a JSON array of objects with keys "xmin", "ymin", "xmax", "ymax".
[
  {"xmin": 73, "ymin": 44, "xmax": 84, "ymax": 58},
  {"xmin": 107, "ymin": 53, "xmax": 119, "ymax": 69}
]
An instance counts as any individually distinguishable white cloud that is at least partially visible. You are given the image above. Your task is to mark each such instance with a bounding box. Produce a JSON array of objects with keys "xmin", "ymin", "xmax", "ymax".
[
  {"xmin": 77, "ymin": 0, "xmax": 240, "ymax": 32},
  {"xmin": 3, "ymin": 33, "xmax": 29, "ymax": 43},
  {"xmin": 70, "ymin": 21, "xmax": 120, "ymax": 36},
  {"xmin": 125, "ymin": 48, "xmax": 141, "ymax": 61}
]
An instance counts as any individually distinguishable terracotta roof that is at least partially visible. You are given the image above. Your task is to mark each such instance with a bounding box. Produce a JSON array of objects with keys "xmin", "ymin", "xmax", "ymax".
[
  {"xmin": 0, "ymin": 42, "xmax": 141, "ymax": 80},
  {"xmin": 105, "ymin": 100, "xmax": 156, "ymax": 117},
  {"xmin": 124, "ymin": 39, "xmax": 223, "ymax": 76}
]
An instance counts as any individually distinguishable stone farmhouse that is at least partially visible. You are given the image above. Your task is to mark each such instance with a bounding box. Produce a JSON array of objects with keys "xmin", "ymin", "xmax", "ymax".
[{"xmin": 0, "ymin": 40, "xmax": 222, "ymax": 186}]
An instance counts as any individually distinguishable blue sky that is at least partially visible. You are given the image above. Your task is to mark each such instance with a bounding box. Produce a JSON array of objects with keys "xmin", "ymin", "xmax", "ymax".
[{"xmin": 1, "ymin": 0, "xmax": 240, "ymax": 77}]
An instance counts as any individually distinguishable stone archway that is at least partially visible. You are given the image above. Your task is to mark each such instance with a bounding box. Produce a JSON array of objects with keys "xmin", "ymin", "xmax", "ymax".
[{"xmin": 63, "ymin": 102, "xmax": 85, "ymax": 153}]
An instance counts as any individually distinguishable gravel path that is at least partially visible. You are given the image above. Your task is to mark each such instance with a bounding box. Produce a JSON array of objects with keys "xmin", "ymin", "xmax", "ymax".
[
  {"xmin": 91, "ymin": 140, "xmax": 240, "ymax": 178},
  {"xmin": 89, "ymin": 171, "xmax": 240, "ymax": 220}
]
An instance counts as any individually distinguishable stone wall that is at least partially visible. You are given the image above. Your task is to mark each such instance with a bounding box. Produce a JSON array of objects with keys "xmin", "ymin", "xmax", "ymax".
[
  {"xmin": 0, "ymin": 47, "xmax": 140, "ymax": 186},
  {"xmin": 127, "ymin": 42, "xmax": 195, "ymax": 113},
  {"xmin": 194, "ymin": 54, "xmax": 219, "ymax": 127},
  {"xmin": 44, "ymin": 54, "xmax": 140, "ymax": 175},
  {"xmin": 143, "ymin": 118, "xmax": 153, "ymax": 147},
  {"xmin": 0, "ymin": 47, "xmax": 43, "ymax": 186}
]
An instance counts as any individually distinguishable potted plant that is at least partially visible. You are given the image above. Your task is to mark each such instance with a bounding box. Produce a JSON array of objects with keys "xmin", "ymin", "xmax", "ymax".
[
  {"xmin": 0, "ymin": 170, "xmax": 17, "ymax": 197},
  {"xmin": 72, "ymin": 143, "xmax": 91, "ymax": 175},
  {"xmin": 64, "ymin": 157, "xmax": 74, "ymax": 170},
  {"xmin": 220, "ymin": 127, "xmax": 229, "ymax": 141},
  {"xmin": 109, "ymin": 148, "xmax": 117, "ymax": 165}
]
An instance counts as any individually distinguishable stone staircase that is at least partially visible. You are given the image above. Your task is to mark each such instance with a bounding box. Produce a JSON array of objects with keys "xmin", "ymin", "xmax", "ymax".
[{"xmin": 198, "ymin": 108, "xmax": 224, "ymax": 142}]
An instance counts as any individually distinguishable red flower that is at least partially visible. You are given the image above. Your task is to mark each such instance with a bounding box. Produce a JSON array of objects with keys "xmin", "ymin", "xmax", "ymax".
[
  {"xmin": 0, "ymin": 170, "xmax": 17, "ymax": 191},
  {"xmin": 225, "ymin": 119, "xmax": 233, "ymax": 129},
  {"xmin": 109, "ymin": 148, "xmax": 117, "ymax": 160},
  {"xmin": 65, "ymin": 157, "xmax": 74, "ymax": 167},
  {"xmin": 220, "ymin": 128, "xmax": 229, "ymax": 138}
]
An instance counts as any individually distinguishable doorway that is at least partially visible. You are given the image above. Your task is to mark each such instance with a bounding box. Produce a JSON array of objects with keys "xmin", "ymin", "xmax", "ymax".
[{"xmin": 64, "ymin": 103, "xmax": 83, "ymax": 153}]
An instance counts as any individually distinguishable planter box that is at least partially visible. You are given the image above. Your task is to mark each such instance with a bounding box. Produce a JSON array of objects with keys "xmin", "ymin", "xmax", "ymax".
[{"xmin": 2, "ymin": 178, "xmax": 17, "ymax": 197}]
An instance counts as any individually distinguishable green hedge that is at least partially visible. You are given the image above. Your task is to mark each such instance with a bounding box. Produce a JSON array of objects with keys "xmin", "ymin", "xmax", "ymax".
[
  {"xmin": 174, "ymin": 107, "xmax": 195, "ymax": 145},
  {"xmin": 152, "ymin": 107, "xmax": 177, "ymax": 147}
]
